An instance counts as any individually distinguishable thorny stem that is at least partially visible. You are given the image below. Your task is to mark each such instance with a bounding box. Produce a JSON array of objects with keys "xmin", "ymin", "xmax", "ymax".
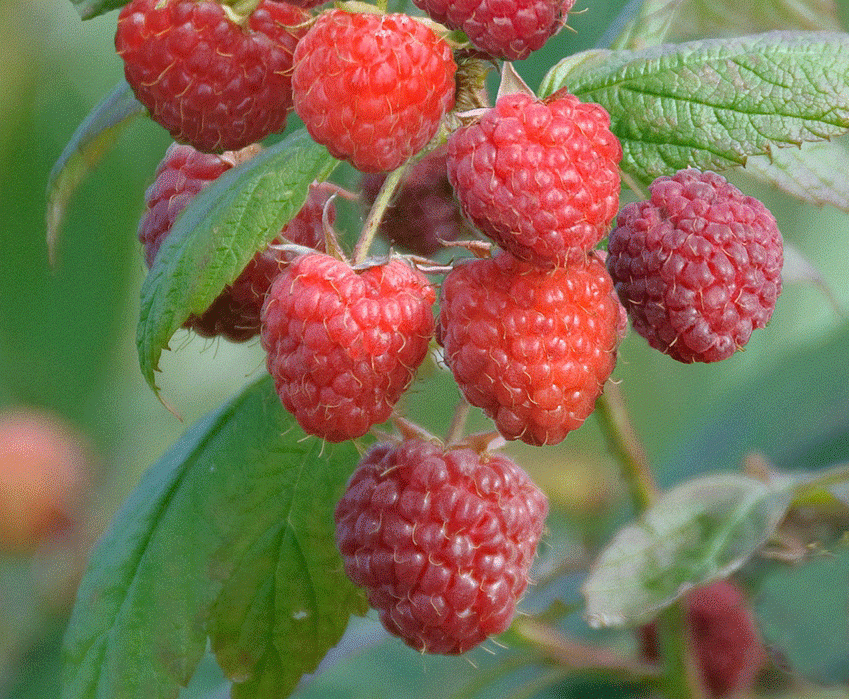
[
  {"xmin": 352, "ymin": 162, "xmax": 409, "ymax": 265},
  {"xmin": 595, "ymin": 383, "xmax": 703, "ymax": 699}
]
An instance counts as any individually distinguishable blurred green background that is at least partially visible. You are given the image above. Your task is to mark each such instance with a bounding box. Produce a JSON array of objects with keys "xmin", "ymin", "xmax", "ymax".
[{"xmin": 2, "ymin": 0, "xmax": 849, "ymax": 696}]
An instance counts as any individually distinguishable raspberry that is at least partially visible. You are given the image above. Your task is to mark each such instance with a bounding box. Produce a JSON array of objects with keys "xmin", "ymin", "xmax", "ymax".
[
  {"xmin": 640, "ymin": 580, "xmax": 767, "ymax": 697},
  {"xmin": 292, "ymin": 10, "xmax": 457, "ymax": 173},
  {"xmin": 447, "ymin": 91, "xmax": 621, "ymax": 269},
  {"xmin": 361, "ymin": 146, "xmax": 471, "ymax": 256},
  {"xmin": 437, "ymin": 252, "xmax": 622, "ymax": 446},
  {"xmin": 260, "ymin": 254, "xmax": 435, "ymax": 441},
  {"xmin": 139, "ymin": 142, "xmax": 333, "ymax": 342},
  {"xmin": 606, "ymin": 169, "xmax": 784, "ymax": 363},
  {"xmin": 413, "ymin": 0, "xmax": 574, "ymax": 60},
  {"xmin": 335, "ymin": 439, "xmax": 548, "ymax": 654},
  {"xmin": 116, "ymin": 0, "xmax": 308, "ymax": 152}
]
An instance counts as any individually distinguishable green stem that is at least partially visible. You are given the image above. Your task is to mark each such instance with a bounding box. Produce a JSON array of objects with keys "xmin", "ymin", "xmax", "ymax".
[
  {"xmin": 595, "ymin": 383, "xmax": 657, "ymax": 511},
  {"xmin": 352, "ymin": 163, "xmax": 408, "ymax": 265},
  {"xmin": 657, "ymin": 605, "xmax": 706, "ymax": 699}
]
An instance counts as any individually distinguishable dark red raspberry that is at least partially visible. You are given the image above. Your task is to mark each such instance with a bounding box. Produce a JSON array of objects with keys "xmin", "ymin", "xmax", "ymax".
[
  {"xmin": 361, "ymin": 147, "xmax": 472, "ymax": 256},
  {"xmin": 413, "ymin": 0, "xmax": 574, "ymax": 60},
  {"xmin": 606, "ymin": 169, "xmax": 784, "ymax": 363},
  {"xmin": 292, "ymin": 10, "xmax": 457, "ymax": 173},
  {"xmin": 437, "ymin": 251, "xmax": 622, "ymax": 446},
  {"xmin": 447, "ymin": 91, "xmax": 621, "ymax": 269},
  {"xmin": 116, "ymin": 0, "xmax": 308, "ymax": 153},
  {"xmin": 335, "ymin": 439, "xmax": 548, "ymax": 654},
  {"xmin": 139, "ymin": 142, "xmax": 333, "ymax": 342},
  {"xmin": 260, "ymin": 254, "xmax": 435, "ymax": 441},
  {"xmin": 640, "ymin": 580, "xmax": 767, "ymax": 697}
]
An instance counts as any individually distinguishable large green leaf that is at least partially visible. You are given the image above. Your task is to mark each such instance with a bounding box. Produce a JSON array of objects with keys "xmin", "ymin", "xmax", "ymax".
[
  {"xmin": 582, "ymin": 473, "xmax": 793, "ymax": 628},
  {"xmin": 136, "ymin": 129, "xmax": 338, "ymax": 396},
  {"xmin": 62, "ymin": 376, "xmax": 364, "ymax": 699},
  {"xmin": 46, "ymin": 81, "xmax": 144, "ymax": 265},
  {"xmin": 539, "ymin": 32, "xmax": 849, "ymax": 183}
]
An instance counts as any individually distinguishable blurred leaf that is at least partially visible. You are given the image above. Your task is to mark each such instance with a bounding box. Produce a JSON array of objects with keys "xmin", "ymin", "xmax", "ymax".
[
  {"xmin": 136, "ymin": 129, "xmax": 338, "ymax": 397},
  {"xmin": 45, "ymin": 80, "xmax": 144, "ymax": 265},
  {"xmin": 755, "ymin": 546, "xmax": 849, "ymax": 685},
  {"xmin": 539, "ymin": 32, "xmax": 849, "ymax": 183},
  {"xmin": 745, "ymin": 139, "xmax": 849, "ymax": 213},
  {"xmin": 582, "ymin": 473, "xmax": 793, "ymax": 628},
  {"xmin": 71, "ymin": 0, "xmax": 130, "ymax": 20},
  {"xmin": 62, "ymin": 376, "xmax": 364, "ymax": 699},
  {"xmin": 613, "ymin": 0, "xmax": 840, "ymax": 50},
  {"xmin": 779, "ymin": 240, "xmax": 846, "ymax": 318}
]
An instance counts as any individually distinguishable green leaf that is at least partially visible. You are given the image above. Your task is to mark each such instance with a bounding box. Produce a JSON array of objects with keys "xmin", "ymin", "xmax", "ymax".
[
  {"xmin": 46, "ymin": 81, "xmax": 144, "ymax": 265},
  {"xmin": 612, "ymin": 0, "xmax": 841, "ymax": 51},
  {"xmin": 755, "ymin": 546, "xmax": 849, "ymax": 685},
  {"xmin": 582, "ymin": 473, "xmax": 793, "ymax": 628},
  {"xmin": 539, "ymin": 32, "xmax": 849, "ymax": 183},
  {"xmin": 744, "ymin": 139, "xmax": 849, "ymax": 211},
  {"xmin": 62, "ymin": 376, "xmax": 364, "ymax": 699},
  {"xmin": 71, "ymin": 0, "xmax": 130, "ymax": 20},
  {"xmin": 136, "ymin": 129, "xmax": 339, "ymax": 396}
]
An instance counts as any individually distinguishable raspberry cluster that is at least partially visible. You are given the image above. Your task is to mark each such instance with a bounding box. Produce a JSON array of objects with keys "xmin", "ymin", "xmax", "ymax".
[{"xmin": 335, "ymin": 439, "xmax": 548, "ymax": 654}]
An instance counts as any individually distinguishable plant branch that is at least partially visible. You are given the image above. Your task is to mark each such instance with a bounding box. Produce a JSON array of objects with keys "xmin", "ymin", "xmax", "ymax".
[
  {"xmin": 595, "ymin": 382, "xmax": 657, "ymax": 510},
  {"xmin": 352, "ymin": 163, "xmax": 408, "ymax": 265}
]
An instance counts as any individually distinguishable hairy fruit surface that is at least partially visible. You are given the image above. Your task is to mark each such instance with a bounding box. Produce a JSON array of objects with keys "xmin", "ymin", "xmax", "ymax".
[
  {"xmin": 335, "ymin": 439, "xmax": 548, "ymax": 654},
  {"xmin": 607, "ymin": 169, "xmax": 783, "ymax": 363},
  {"xmin": 261, "ymin": 254, "xmax": 436, "ymax": 441},
  {"xmin": 292, "ymin": 10, "xmax": 457, "ymax": 173},
  {"xmin": 116, "ymin": 0, "xmax": 308, "ymax": 152},
  {"xmin": 437, "ymin": 252, "xmax": 623, "ymax": 445},
  {"xmin": 447, "ymin": 91, "xmax": 621, "ymax": 268}
]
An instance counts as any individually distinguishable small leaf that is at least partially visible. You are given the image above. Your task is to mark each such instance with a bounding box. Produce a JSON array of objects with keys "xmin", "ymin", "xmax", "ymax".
[
  {"xmin": 582, "ymin": 473, "xmax": 793, "ymax": 628},
  {"xmin": 46, "ymin": 81, "xmax": 145, "ymax": 265},
  {"xmin": 62, "ymin": 376, "xmax": 363, "ymax": 699},
  {"xmin": 755, "ymin": 547, "xmax": 849, "ymax": 685},
  {"xmin": 71, "ymin": 0, "xmax": 130, "ymax": 20},
  {"xmin": 136, "ymin": 129, "xmax": 339, "ymax": 396},
  {"xmin": 539, "ymin": 32, "xmax": 849, "ymax": 183}
]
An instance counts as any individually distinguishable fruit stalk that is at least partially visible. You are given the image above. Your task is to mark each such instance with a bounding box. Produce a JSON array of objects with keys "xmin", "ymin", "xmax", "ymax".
[{"xmin": 353, "ymin": 162, "xmax": 409, "ymax": 264}]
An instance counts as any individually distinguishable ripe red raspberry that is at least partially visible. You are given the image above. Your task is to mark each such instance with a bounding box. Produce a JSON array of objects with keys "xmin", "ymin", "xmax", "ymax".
[
  {"xmin": 292, "ymin": 10, "xmax": 457, "ymax": 173},
  {"xmin": 335, "ymin": 439, "xmax": 548, "ymax": 654},
  {"xmin": 116, "ymin": 0, "xmax": 308, "ymax": 153},
  {"xmin": 261, "ymin": 254, "xmax": 435, "ymax": 441},
  {"xmin": 640, "ymin": 580, "xmax": 768, "ymax": 697},
  {"xmin": 139, "ymin": 142, "xmax": 333, "ymax": 342},
  {"xmin": 360, "ymin": 146, "xmax": 472, "ymax": 256},
  {"xmin": 606, "ymin": 169, "xmax": 784, "ymax": 363},
  {"xmin": 447, "ymin": 91, "xmax": 621, "ymax": 269},
  {"xmin": 413, "ymin": 0, "xmax": 574, "ymax": 60},
  {"xmin": 437, "ymin": 252, "xmax": 622, "ymax": 446}
]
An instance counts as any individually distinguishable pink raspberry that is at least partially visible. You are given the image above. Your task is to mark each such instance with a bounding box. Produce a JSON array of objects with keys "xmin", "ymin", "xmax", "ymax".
[
  {"xmin": 606, "ymin": 169, "xmax": 784, "ymax": 363},
  {"xmin": 138, "ymin": 142, "xmax": 333, "ymax": 342},
  {"xmin": 292, "ymin": 10, "xmax": 457, "ymax": 173},
  {"xmin": 437, "ymin": 252, "xmax": 623, "ymax": 446},
  {"xmin": 116, "ymin": 0, "xmax": 308, "ymax": 152},
  {"xmin": 447, "ymin": 90, "xmax": 621, "ymax": 268},
  {"xmin": 260, "ymin": 254, "xmax": 436, "ymax": 441},
  {"xmin": 414, "ymin": 0, "xmax": 574, "ymax": 60},
  {"xmin": 640, "ymin": 580, "xmax": 768, "ymax": 697},
  {"xmin": 335, "ymin": 439, "xmax": 548, "ymax": 654},
  {"xmin": 360, "ymin": 146, "xmax": 472, "ymax": 256}
]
